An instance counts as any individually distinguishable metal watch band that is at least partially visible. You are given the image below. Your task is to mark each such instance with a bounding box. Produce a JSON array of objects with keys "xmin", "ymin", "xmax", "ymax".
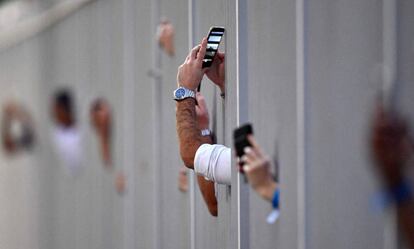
[
  {"xmin": 173, "ymin": 86, "xmax": 196, "ymax": 101},
  {"xmin": 201, "ymin": 129, "xmax": 211, "ymax": 136}
]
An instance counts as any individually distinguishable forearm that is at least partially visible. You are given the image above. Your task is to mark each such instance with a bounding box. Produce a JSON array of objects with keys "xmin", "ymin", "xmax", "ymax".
[
  {"xmin": 196, "ymin": 133, "xmax": 218, "ymax": 215},
  {"xmin": 176, "ymin": 98, "xmax": 203, "ymax": 169},
  {"xmin": 197, "ymin": 175, "xmax": 217, "ymax": 216},
  {"xmin": 100, "ymin": 136, "xmax": 112, "ymax": 166},
  {"xmin": 2, "ymin": 117, "xmax": 14, "ymax": 151}
]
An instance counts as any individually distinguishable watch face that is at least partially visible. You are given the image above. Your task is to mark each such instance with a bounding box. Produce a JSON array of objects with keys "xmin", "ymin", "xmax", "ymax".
[{"xmin": 175, "ymin": 88, "xmax": 186, "ymax": 99}]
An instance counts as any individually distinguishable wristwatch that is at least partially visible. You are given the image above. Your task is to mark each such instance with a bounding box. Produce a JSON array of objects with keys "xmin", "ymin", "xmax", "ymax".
[
  {"xmin": 201, "ymin": 129, "xmax": 211, "ymax": 136},
  {"xmin": 173, "ymin": 86, "xmax": 196, "ymax": 101}
]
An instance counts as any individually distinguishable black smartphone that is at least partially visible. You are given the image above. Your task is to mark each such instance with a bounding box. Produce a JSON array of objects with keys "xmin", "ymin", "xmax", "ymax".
[
  {"xmin": 198, "ymin": 26, "xmax": 225, "ymax": 92},
  {"xmin": 233, "ymin": 123, "xmax": 253, "ymax": 158},
  {"xmin": 202, "ymin": 26, "xmax": 225, "ymax": 69}
]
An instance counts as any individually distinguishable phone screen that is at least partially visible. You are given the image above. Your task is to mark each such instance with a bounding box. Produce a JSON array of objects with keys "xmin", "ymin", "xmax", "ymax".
[{"xmin": 202, "ymin": 27, "xmax": 225, "ymax": 69}]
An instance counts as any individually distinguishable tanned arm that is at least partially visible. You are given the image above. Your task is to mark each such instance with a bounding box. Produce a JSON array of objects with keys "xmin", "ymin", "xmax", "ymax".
[
  {"xmin": 176, "ymin": 95, "xmax": 218, "ymax": 216},
  {"xmin": 175, "ymin": 37, "xmax": 207, "ymax": 168},
  {"xmin": 175, "ymin": 38, "xmax": 217, "ymax": 216},
  {"xmin": 197, "ymin": 129, "xmax": 217, "ymax": 216},
  {"xmin": 176, "ymin": 98, "xmax": 202, "ymax": 169},
  {"xmin": 197, "ymin": 175, "xmax": 218, "ymax": 216}
]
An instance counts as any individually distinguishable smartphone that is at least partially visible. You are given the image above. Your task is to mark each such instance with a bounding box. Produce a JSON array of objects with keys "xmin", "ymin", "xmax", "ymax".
[
  {"xmin": 198, "ymin": 27, "xmax": 225, "ymax": 92},
  {"xmin": 202, "ymin": 26, "xmax": 225, "ymax": 69},
  {"xmin": 233, "ymin": 123, "xmax": 253, "ymax": 158}
]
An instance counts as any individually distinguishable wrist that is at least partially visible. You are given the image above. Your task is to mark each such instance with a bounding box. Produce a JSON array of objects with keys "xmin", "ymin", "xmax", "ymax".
[
  {"xmin": 256, "ymin": 179, "xmax": 278, "ymax": 202},
  {"xmin": 176, "ymin": 97, "xmax": 196, "ymax": 105},
  {"xmin": 199, "ymin": 124, "xmax": 209, "ymax": 130},
  {"xmin": 174, "ymin": 87, "xmax": 197, "ymax": 102},
  {"xmin": 178, "ymin": 82, "xmax": 198, "ymax": 91}
]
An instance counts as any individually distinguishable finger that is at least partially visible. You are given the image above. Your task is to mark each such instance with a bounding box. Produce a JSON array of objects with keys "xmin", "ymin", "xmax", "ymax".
[
  {"xmin": 240, "ymin": 155, "xmax": 251, "ymax": 165},
  {"xmin": 247, "ymin": 135, "xmax": 264, "ymax": 157},
  {"xmin": 190, "ymin": 45, "xmax": 201, "ymax": 60},
  {"xmin": 237, "ymin": 157, "xmax": 246, "ymax": 173},
  {"xmin": 238, "ymin": 164, "xmax": 245, "ymax": 173},
  {"xmin": 243, "ymin": 147, "xmax": 259, "ymax": 162},
  {"xmin": 209, "ymin": 52, "xmax": 224, "ymax": 67},
  {"xmin": 202, "ymin": 67, "xmax": 209, "ymax": 74},
  {"xmin": 247, "ymin": 135, "xmax": 259, "ymax": 148},
  {"xmin": 216, "ymin": 51, "xmax": 225, "ymax": 61},
  {"xmin": 243, "ymin": 152, "xmax": 267, "ymax": 172},
  {"xmin": 243, "ymin": 163, "xmax": 252, "ymax": 173},
  {"xmin": 196, "ymin": 38, "xmax": 207, "ymax": 64},
  {"xmin": 196, "ymin": 93, "xmax": 207, "ymax": 111},
  {"xmin": 195, "ymin": 103, "xmax": 204, "ymax": 115},
  {"xmin": 195, "ymin": 104, "xmax": 201, "ymax": 115}
]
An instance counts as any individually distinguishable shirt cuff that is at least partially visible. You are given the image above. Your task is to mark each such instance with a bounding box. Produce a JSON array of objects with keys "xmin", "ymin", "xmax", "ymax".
[{"xmin": 194, "ymin": 143, "xmax": 231, "ymax": 185}]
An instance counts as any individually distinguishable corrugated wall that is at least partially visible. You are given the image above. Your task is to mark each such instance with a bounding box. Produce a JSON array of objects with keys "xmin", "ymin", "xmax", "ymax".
[{"xmin": 0, "ymin": 0, "xmax": 412, "ymax": 249}]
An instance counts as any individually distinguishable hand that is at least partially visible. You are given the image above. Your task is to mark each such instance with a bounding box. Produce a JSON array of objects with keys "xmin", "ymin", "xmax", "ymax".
[
  {"xmin": 177, "ymin": 38, "xmax": 208, "ymax": 90},
  {"xmin": 195, "ymin": 93, "xmax": 209, "ymax": 130},
  {"xmin": 241, "ymin": 135, "xmax": 277, "ymax": 201},
  {"xmin": 371, "ymin": 102, "xmax": 412, "ymax": 187},
  {"xmin": 115, "ymin": 172, "xmax": 126, "ymax": 195},
  {"xmin": 205, "ymin": 52, "xmax": 225, "ymax": 93},
  {"xmin": 158, "ymin": 19, "xmax": 175, "ymax": 56}
]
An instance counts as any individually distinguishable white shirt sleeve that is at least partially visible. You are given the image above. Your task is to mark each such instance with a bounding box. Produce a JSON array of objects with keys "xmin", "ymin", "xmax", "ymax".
[{"xmin": 194, "ymin": 144, "xmax": 231, "ymax": 185}]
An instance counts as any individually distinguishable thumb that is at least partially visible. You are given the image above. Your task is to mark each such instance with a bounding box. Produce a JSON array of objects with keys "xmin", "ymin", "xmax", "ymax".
[{"xmin": 217, "ymin": 52, "xmax": 225, "ymax": 61}]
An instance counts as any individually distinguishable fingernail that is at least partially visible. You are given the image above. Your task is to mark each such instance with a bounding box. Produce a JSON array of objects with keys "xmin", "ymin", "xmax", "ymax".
[{"xmin": 244, "ymin": 147, "xmax": 251, "ymax": 154}]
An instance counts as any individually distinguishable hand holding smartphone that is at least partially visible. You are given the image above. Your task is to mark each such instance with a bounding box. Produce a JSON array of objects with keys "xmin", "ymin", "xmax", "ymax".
[{"xmin": 234, "ymin": 124, "xmax": 253, "ymax": 176}]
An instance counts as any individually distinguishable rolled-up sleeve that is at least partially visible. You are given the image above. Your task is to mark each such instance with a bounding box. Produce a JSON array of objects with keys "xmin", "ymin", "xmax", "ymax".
[{"xmin": 194, "ymin": 144, "xmax": 231, "ymax": 185}]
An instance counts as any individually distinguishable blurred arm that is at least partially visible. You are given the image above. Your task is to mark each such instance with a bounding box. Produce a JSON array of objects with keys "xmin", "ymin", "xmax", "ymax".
[
  {"xmin": 397, "ymin": 200, "xmax": 414, "ymax": 249},
  {"xmin": 370, "ymin": 103, "xmax": 414, "ymax": 248}
]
